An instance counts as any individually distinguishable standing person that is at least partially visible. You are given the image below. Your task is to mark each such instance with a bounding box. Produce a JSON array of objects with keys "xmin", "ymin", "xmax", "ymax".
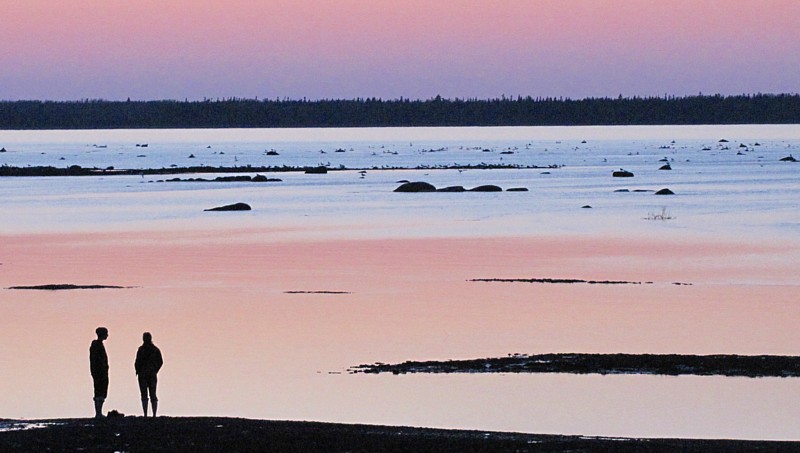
[
  {"xmin": 89, "ymin": 327, "xmax": 109, "ymax": 419},
  {"xmin": 135, "ymin": 332, "xmax": 163, "ymax": 417}
]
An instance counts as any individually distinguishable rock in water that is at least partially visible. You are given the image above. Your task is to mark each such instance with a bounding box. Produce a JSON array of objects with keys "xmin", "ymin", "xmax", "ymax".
[
  {"xmin": 468, "ymin": 185, "xmax": 502, "ymax": 192},
  {"xmin": 305, "ymin": 166, "xmax": 328, "ymax": 174},
  {"xmin": 612, "ymin": 169, "xmax": 634, "ymax": 177},
  {"xmin": 394, "ymin": 182, "xmax": 437, "ymax": 192},
  {"xmin": 437, "ymin": 186, "xmax": 466, "ymax": 192},
  {"xmin": 655, "ymin": 188, "xmax": 675, "ymax": 195},
  {"xmin": 205, "ymin": 203, "xmax": 252, "ymax": 211}
]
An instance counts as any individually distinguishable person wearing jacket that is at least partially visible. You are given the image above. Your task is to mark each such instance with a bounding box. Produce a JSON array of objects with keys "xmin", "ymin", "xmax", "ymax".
[
  {"xmin": 90, "ymin": 327, "xmax": 110, "ymax": 418},
  {"xmin": 134, "ymin": 332, "xmax": 163, "ymax": 417}
]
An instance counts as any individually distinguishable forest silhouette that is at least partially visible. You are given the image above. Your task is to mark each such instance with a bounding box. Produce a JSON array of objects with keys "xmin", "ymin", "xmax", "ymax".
[{"xmin": 1, "ymin": 93, "xmax": 799, "ymax": 129}]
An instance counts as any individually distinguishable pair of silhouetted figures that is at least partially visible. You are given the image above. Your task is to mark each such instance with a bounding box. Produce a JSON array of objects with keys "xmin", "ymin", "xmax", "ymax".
[{"xmin": 90, "ymin": 327, "xmax": 163, "ymax": 418}]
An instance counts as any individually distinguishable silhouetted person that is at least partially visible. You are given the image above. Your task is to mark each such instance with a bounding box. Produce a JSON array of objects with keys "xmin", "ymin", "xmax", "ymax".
[
  {"xmin": 135, "ymin": 332, "xmax": 163, "ymax": 417},
  {"xmin": 89, "ymin": 327, "xmax": 109, "ymax": 418}
]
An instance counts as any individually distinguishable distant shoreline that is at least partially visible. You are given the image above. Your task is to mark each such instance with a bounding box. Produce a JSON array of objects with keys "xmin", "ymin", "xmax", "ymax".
[
  {"xmin": 0, "ymin": 163, "xmax": 558, "ymax": 177},
  {"xmin": 1, "ymin": 417, "xmax": 798, "ymax": 452},
  {"xmin": 2, "ymin": 94, "xmax": 799, "ymax": 129}
]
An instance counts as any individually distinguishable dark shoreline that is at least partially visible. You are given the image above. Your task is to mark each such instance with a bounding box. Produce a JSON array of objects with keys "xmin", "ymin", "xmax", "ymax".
[
  {"xmin": 1, "ymin": 417, "xmax": 797, "ymax": 452},
  {"xmin": 0, "ymin": 163, "xmax": 558, "ymax": 177},
  {"xmin": 350, "ymin": 353, "xmax": 800, "ymax": 378}
]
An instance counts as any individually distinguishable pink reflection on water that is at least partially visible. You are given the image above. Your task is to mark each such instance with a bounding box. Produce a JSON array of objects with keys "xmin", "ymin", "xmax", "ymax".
[{"xmin": 1, "ymin": 230, "xmax": 799, "ymax": 438}]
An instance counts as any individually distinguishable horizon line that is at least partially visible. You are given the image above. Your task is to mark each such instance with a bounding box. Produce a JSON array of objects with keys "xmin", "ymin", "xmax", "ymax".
[{"xmin": 3, "ymin": 92, "xmax": 800, "ymax": 104}]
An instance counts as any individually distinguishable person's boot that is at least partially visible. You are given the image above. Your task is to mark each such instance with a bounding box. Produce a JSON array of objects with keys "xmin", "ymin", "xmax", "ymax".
[
  {"xmin": 94, "ymin": 397, "xmax": 105, "ymax": 418},
  {"xmin": 141, "ymin": 398, "xmax": 148, "ymax": 417},
  {"xmin": 152, "ymin": 400, "xmax": 158, "ymax": 417}
]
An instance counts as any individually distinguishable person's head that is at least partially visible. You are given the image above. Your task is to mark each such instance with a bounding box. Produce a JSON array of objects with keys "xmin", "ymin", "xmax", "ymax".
[
  {"xmin": 142, "ymin": 332, "xmax": 152, "ymax": 343},
  {"xmin": 96, "ymin": 327, "xmax": 108, "ymax": 340}
]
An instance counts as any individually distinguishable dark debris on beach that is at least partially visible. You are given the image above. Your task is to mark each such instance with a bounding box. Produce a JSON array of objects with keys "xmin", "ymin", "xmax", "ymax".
[
  {"xmin": 1, "ymin": 417, "xmax": 797, "ymax": 452},
  {"xmin": 350, "ymin": 353, "xmax": 800, "ymax": 378}
]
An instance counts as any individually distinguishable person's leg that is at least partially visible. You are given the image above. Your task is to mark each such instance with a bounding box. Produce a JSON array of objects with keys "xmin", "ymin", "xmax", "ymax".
[
  {"xmin": 93, "ymin": 397, "xmax": 104, "ymax": 418},
  {"xmin": 138, "ymin": 375, "xmax": 149, "ymax": 416},
  {"xmin": 148, "ymin": 376, "xmax": 158, "ymax": 416},
  {"xmin": 94, "ymin": 376, "xmax": 108, "ymax": 418}
]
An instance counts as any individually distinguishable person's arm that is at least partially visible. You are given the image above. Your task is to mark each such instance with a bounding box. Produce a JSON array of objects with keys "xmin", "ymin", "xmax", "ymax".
[
  {"xmin": 134, "ymin": 347, "xmax": 142, "ymax": 375},
  {"xmin": 155, "ymin": 348, "xmax": 164, "ymax": 373}
]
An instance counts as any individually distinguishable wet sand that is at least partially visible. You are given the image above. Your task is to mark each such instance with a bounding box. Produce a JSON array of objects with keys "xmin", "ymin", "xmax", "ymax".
[{"xmin": 2, "ymin": 417, "xmax": 799, "ymax": 452}]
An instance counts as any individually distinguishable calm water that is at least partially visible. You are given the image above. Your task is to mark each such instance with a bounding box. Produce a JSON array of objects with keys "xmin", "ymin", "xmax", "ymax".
[{"xmin": 1, "ymin": 125, "xmax": 799, "ymax": 439}]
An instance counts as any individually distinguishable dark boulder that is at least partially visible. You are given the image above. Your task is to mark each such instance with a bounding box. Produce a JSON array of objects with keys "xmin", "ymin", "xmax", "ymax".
[
  {"xmin": 780, "ymin": 155, "xmax": 797, "ymax": 162},
  {"xmin": 469, "ymin": 185, "xmax": 502, "ymax": 192},
  {"xmin": 582, "ymin": 205, "xmax": 592, "ymax": 209},
  {"xmin": 395, "ymin": 181, "xmax": 437, "ymax": 192},
  {"xmin": 437, "ymin": 186, "xmax": 466, "ymax": 192},
  {"xmin": 305, "ymin": 167, "xmax": 328, "ymax": 174},
  {"xmin": 659, "ymin": 164, "xmax": 672, "ymax": 170},
  {"xmin": 655, "ymin": 188, "xmax": 675, "ymax": 195},
  {"xmin": 613, "ymin": 169, "xmax": 634, "ymax": 177},
  {"xmin": 506, "ymin": 187, "xmax": 528, "ymax": 191},
  {"xmin": 205, "ymin": 203, "xmax": 252, "ymax": 211},
  {"xmin": 252, "ymin": 174, "xmax": 282, "ymax": 182}
]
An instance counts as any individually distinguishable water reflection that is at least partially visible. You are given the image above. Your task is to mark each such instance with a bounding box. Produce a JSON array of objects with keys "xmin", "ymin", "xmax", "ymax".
[
  {"xmin": 1, "ymin": 125, "xmax": 799, "ymax": 439},
  {"xmin": 1, "ymin": 232, "xmax": 798, "ymax": 439}
]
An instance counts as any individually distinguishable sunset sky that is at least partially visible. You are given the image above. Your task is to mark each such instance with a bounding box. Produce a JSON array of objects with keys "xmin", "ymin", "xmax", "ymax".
[{"xmin": 1, "ymin": 0, "xmax": 798, "ymax": 101}]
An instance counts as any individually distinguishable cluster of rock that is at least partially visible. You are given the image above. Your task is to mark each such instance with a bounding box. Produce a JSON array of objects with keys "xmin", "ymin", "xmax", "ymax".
[
  {"xmin": 394, "ymin": 181, "xmax": 527, "ymax": 192},
  {"xmin": 614, "ymin": 188, "xmax": 675, "ymax": 195},
  {"xmin": 164, "ymin": 175, "xmax": 282, "ymax": 183}
]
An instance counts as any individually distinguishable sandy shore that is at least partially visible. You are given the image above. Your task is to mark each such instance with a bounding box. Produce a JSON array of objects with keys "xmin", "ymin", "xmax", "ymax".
[{"xmin": 2, "ymin": 417, "xmax": 798, "ymax": 452}]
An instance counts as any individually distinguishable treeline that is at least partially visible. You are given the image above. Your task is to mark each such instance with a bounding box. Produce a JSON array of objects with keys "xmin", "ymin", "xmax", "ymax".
[{"xmin": 1, "ymin": 94, "xmax": 799, "ymax": 129}]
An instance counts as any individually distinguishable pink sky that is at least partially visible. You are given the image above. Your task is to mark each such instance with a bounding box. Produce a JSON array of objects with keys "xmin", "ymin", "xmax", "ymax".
[{"xmin": 1, "ymin": 0, "xmax": 798, "ymax": 101}]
